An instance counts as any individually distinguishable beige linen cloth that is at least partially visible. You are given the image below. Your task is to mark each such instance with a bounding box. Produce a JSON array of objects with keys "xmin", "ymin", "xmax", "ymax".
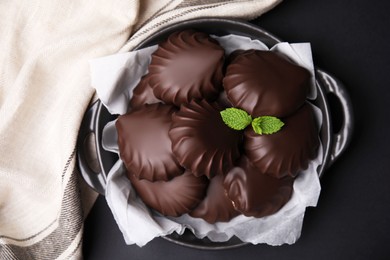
[{"xmin": 0, "ymin": 0, "xmax": 281, "ymax": 259}]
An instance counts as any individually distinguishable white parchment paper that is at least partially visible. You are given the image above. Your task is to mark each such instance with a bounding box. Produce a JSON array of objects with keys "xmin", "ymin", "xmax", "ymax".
[{"xmin": 89, "ymin": 35, "xmax": 322, "ymax": 247}]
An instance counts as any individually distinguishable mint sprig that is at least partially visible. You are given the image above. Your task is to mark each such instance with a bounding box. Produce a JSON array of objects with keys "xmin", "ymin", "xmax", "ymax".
[
  {"xmin": 220, "ymin": 108, "xmax": 284, "ymax": 135},
  {"xmin": 251, "ymin": 116, "xmax": 284, "ymax": 135},
  {"xmin": 220, "ymin": 108, "xmax": 252, "ymax": 130}
]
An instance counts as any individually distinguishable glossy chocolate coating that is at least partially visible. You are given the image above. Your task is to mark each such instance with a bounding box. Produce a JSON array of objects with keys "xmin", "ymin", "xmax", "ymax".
[
  {"xmin": 216, "ymin": 90, "xmax": 232, "ymax": 108},
  {"xmin": 224, "ymin": 156, "xmax": 294, "ymax": 218},
  {"xmin": 148, "ymin": 30, "xmax": 224, "ymax": 106},
  {"xmin": 169, "ymin": 99, "xmax": 242, "ymax": 178},
  {"xmin": 116, "ymin": 103, "xmax": 183, "ymax": 182},
  {"xmin": 128, "ymin": 170, "xmax": 208, "ymax": 217},
  {"xmin": 129, "ymin": 75, "xmax": 160, "ymax": 109},
  {"xmin": 223, "ymin": 49, "xmax": 310, "ymax": 117},
  {"xmin": 190, "ymin": 174, "xmax": 239, "ymax": 223},
  {"xmin": 225, "ymin": 49, "xmax": 246, "ymax": 64},
  {"xmin": 244, "ymin": 103, "xmax": 319, "ymax": 178}
]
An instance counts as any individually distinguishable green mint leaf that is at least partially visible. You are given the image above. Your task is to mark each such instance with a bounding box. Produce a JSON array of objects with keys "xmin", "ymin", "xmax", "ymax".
[
  {"xmin": 220, "ymin": 108, "xmax": 252, "ymax": 130},
  {"xmin": 252, "ymin": 116, "xmax": 284, "ymax": 135}
]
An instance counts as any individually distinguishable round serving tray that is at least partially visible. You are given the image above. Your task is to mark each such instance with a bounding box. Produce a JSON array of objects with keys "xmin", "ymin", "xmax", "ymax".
[{"xmin": 77, "ymin": 18, "xmax": 353, "ymax": 250}]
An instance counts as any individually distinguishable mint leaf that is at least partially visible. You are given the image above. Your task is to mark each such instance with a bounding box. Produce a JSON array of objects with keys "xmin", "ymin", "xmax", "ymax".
[
  {"xmin": 252, "ymin": 116, "xmax": 284, "ymax": 135},
  {"xmin": 220, "ymin": 108, "xmax": 252, "ymax": 130}
]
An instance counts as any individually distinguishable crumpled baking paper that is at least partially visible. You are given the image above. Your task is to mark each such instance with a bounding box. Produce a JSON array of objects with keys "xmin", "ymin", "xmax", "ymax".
[{"xmin": 89, "ymin": 34, "xmax": 322, "ymax": 247}]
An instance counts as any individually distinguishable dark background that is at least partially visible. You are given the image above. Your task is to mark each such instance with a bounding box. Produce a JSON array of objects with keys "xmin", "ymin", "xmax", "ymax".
[{"xmin": 83, "ymin": 1, "xmax": 390, "ymax": 259}]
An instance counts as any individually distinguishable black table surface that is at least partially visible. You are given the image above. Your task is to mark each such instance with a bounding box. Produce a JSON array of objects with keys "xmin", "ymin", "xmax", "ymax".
[{"xmin": 83, "ymin": 1, "xmax": 390, "ymax": 259}]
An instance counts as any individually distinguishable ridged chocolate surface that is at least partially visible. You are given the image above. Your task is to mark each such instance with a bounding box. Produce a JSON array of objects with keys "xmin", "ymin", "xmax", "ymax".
[
  {"xmin": 244, "ymin": 103, "xmax": 319, "ymax": 178},
  {"xmin": 116, "ymin": 103, "xmax": 183, "ymax": 182},
  {"xmin": 224, "ymin": 156, "xmax": 294, "ymax": 218},
  {"xmin": 169, "ymin": 99, "xmax": 242, "ymax": 178},
  {"xmin": 129, "ymin": 75, "xmax": 160, "ymax": 109},
  {"xmin": 223, "ymin": 49, "xmax": 310, "ymax": 117},
  {"xmin": 128, "ymin": 170, "xmax": 208, "ymax": 217},
  {"xmin": 148, "ymin": 30, "xmax": 224, "ymax": 106},
  {"xmin": 190, "ymin": 174, "xmax": 239, "ymax": 223}
]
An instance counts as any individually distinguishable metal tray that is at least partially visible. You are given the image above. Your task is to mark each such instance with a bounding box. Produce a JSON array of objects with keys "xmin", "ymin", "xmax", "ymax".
[{"xmin": 76, "ymin": 18, "xmax": 353, "ymax": 250}]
